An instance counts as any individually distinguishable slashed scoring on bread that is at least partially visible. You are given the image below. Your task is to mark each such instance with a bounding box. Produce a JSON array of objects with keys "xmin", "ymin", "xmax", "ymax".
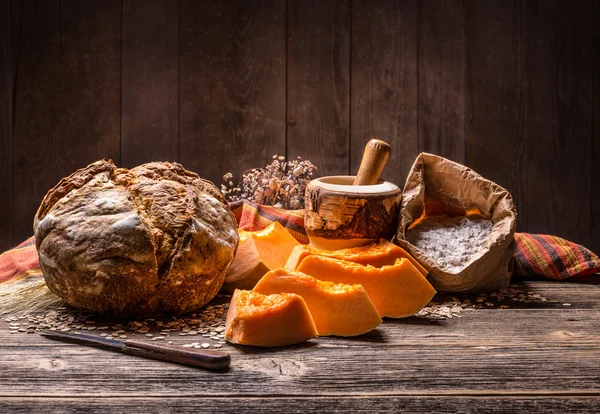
[{"xmin": 34, "ymin": 160, "xmax": 239, "ymax": 317}]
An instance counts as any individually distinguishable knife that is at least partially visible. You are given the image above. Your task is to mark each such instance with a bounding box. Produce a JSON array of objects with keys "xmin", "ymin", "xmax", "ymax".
[{"xmin": 40, "ymin": 329, "xmax": 231, "ymax": 370}]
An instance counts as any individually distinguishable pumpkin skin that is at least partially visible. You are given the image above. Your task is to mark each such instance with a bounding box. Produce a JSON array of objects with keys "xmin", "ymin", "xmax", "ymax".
[
  {"xmin": 297, "ymin": 256, "xmax": 436, "ymax": 318},
  {"xmin": 223, "ymin": 222, "xmax": 300, "ymax": 293},
  {"xmin": 253, "ymin": 268, "xmax": 382, "ymax": 337},
  {"xmin": 225, "ymin": 289, "xmax": 317, "ymax": 347},
  {"xmin": 285, "ymin": 238, "xmax": 428, "ymax": 277}
]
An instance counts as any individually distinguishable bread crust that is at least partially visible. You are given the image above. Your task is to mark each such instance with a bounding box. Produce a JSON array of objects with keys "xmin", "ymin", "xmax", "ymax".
[{"xmin": 34, "ymin": 160, "xmax": 239, "ymax": 316}]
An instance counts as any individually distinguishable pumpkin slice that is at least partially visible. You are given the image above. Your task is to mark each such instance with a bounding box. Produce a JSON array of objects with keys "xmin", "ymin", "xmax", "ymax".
[
  {"xmin": 285, "ymin": 238, "xmax": 428, "ymax": 277},
  {"xmin": 253, "ymin": 268, "xmax": 382, "ymax": 337},
  {"xmin": 297, "ymin": 256, "xmax": 436, "ymax": 318},
  {"xmin": 223, "ymin": 222, "xmax": 300, "ymax": 293},
  {"xmin": 225, "ymin": 289, "xmax": 317, "ymax": 347}
]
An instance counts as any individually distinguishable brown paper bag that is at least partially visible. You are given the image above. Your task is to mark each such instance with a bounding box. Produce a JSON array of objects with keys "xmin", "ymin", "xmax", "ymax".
[{"xmin": 396, "ymin": 153, "xmax": 517, "ymax": 293}]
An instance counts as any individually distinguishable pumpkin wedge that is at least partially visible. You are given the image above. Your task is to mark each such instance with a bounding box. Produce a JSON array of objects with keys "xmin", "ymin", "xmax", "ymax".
[
  {"xmin": 297, "ymin": 256, "xmax": 436, "ymax": 318},
  {"xmin": 223, "ymin": 222, "xmax": 300, "ymax": 293},
  {"xmin": 285, "ymin": 238, "xmax": 428, "ymax": 277},
  {"xmin": 253, "ymin": 268, "xmax": 382, "ymax": 337},
  {"xmin": 225, "ymin": 289, "xmax": 317, "ymax": 347}
]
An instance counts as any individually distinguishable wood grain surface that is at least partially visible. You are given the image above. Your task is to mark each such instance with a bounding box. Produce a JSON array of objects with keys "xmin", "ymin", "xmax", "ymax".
[
  {"xmin": 591, "ymin": 0, "xmax": 599, "ymax": 254},
  {"xmin": 1, "ymin": 396, "xmax": 599, "ymax": 413},
  {"xmin": 59, "ymin": 0, "xmax": 121, "ymax": 167},
  {"xmin": 0, "ymin": 0, "xmax": 597, "ymax": 254},
  {"xmin": 525, "ymin": 0, "xmax": 592, "ymax": 247},
  {"xmin": 179, "ymin": 0, "xmax": 286, "ymax": 186},
  {"xmin": 464, "ymin": 0, "xmax": 528, "ymax": 228},
  {"xmin": 351, "ymin": 0, "xmax": 418, "ymax": 184},
  {"xmin": 0, "ymin": 281, "xmax": 599, "ymax": 412},
  {"xmin": 418, "ymin": 0, "xmax": 465, "ymax": 164},
  {"xmin": 0, "ymin": 0, "xmax": 12, "ymax": 251},
  {"xmin": 121, "ymin": 0, "xmax": 179, "ymax": 167},
  {"xmin": 287, "ymin": 0, "xmax": 350, "ymax": 176},
  {"xmin": 11, "ymin": 0, "xmax": 61, "ymax": 244}
]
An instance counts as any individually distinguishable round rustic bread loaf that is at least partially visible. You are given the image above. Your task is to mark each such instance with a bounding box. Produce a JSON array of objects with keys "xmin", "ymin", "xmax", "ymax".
[{"xmin": 33, "ymin": 160, "xmax": 239, "ymax": 316}]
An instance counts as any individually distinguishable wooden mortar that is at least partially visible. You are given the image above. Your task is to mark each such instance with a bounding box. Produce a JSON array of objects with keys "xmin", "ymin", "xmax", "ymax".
[{"xmin": 304, "ymin": 139, "xmax": 401, "ymax": 250}]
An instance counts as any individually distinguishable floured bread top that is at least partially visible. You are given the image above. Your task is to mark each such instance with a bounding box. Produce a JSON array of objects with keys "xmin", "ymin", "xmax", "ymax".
[{"xmin": 34, "ymin": 159, "xmax": 239, "ymax": 317}]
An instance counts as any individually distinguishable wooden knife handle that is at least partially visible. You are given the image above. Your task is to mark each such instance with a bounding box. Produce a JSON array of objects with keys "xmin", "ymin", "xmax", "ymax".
[
  {"xmin": 125, "ymin": 339, "xmax": 231, "ymax": 370},
  {"xmin": 353, "ymin": 139, "xmax": 391, "ymax": 185}
]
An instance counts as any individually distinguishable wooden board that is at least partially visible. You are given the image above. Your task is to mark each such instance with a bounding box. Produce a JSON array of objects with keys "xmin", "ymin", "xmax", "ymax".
[
  {"xmin": 464, "ymin": 0, "xmax": 528, "ymax": 228},
  {"xmin": 418, "ymin": 0, "xmax": 465, "ymax": 164},
  {"xmin": 10, "ymin": 0, "xmax": 121, "ymax": 245},
  {"xmin": 592, "ymin": 0, "xmax": 600, "ymax": 255},
  {"xmin": 1, "ymin": 0, "xmax": 597, "ymax": 255},
  {"xmin": 121, "ymin": 0, "xmax": 179, "ymax": 167},
  {"xmin": 1, "ymin": 396, "xmax": 599, "ymax": 413},
  {"xmin": 465, "ymin": 0, "xmax": 593, "ymax": 247},
  {"xmin": 58, "ymin": 0, "xmax": 121, "ymax": 168},
  {"xmin": 524, "ymin": 0, "xmax": 592, "ymax": 247},
  {"xmin": 11, "ymin": 0, "xmax": 61, "ymax": 245},
  {"xmin": 1, "ymin": 309, "xmax": 599, "ymax": 395},
  {"xmin": 0, "ymin": 0, "xmax": 12, "ymax": 251},
  {"xmin": 0, "ymin": 281, "xmax": 599, "ymax": 412},
  {"xmin": 287, "ymin": 0, "xmax": 350, "ymax": 176},
  {"xmin": 178, "ymin": 0, "xmax": 286, "ymax": 186},
  {"xmin": 351, "ymin": 0, "xmax": 418, "ymax": 184}
]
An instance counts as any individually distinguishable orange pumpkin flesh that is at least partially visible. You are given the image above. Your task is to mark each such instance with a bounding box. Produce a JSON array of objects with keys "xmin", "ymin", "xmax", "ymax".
[
  {"xmin": 223, "ymin": 222, "xmax": 300, "ymax": 293},
  {"xmin": 297, "ymin": 256, "xmax": 436, "ymax": 318},
  {"xmin": 285, "ymin": 238, "xmax": 428, "ymax": 277},
  {"xmin": 253, "ymin": 268, "xmax": 382, "ymax": 337},
  {"xmin": 225, "ymin": 289, "xmax": 317, "ymax": 347}
]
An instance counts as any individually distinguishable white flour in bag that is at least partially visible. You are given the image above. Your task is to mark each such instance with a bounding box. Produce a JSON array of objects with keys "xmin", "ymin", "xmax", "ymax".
[{"xmin": 407, "ymin": 215, "xmax": 493, "ymax": 274}]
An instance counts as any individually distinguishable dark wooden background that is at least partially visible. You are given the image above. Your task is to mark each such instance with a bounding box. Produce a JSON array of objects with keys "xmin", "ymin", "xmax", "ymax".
[{"xmin": 0, "ymin": 0, "xmax": 598, "ymax": 254}]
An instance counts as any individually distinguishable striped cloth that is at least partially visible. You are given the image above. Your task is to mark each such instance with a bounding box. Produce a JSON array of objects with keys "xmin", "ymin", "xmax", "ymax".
[
  {"xmin": 232, "ymin": 200, "xmax": 308, "ymax": 244},
  {"xmin": 0, "ymin": 200, "xmax": 598, "ymax": 286},
  {"xmin": 514, "ymin": 233, "xmax": 600, "ymax": 279}
]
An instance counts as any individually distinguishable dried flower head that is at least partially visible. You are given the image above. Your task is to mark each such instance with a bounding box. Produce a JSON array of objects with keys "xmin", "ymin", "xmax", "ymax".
[{"xmin": 221, "ymin": 156, "xmax": 317, "ymax": 209}]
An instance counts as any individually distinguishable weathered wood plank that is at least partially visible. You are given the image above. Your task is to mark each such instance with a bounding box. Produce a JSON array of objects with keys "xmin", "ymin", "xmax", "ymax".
[
  {"xmin": 524, "ymin": 0, "xmax": 592, "ymax": 246},
  {"xmin": 178, "ymin": 0, "xmax": 286, "ymax": 186},
  {"xmin": 418, "ymin": 0, "xmax": 465, "ymax": 163},
  {"xmin": 0, "ymin": 0, "xmax": 12, "ymax": 251},
  {"xmin": 58, "ymin": 0, "xmax": 121, "ymax": 165},
  {"xmin": 351, "ymin": 0, "xmax": 418, "ymax": 184},
  {"xmin": 287, "ymin": 0, "xmax": 350, "ymax": 176},
  {"xmin": 1, "ymin": 307, "xmax": 598, "ymax": 395},
  {"xmin": 464, "ymin": 0, "xmax": 528, "ymax": 230},
  {"xmin": 509, "ymin": 280, "xmax": 600, "ymax": 308},
  {"xmin": 592, "ymin": 0, "xmax": 600, "ymax": 255},
  {"xmin": 1, "ymin": 396, "xmax": 599, "ymax": 413},
  {"xmin": 465, "ymin": 0, "xmax": 594, "ymax": 243},
  {"xmin": 10, "ymin": 0, "xmax": 61, "ymax": 245},
  {"xmin": 121, "ymin": 0, "xmax": 179, "ymax": 168},
  {"xmin": 11, "ymin": 0, "xmax": 121, "ymax": 245}
]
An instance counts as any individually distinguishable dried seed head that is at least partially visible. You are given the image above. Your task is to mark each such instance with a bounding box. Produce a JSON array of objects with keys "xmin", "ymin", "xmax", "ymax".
[{"xmin": 220, "ymin": 155, "xmax": 317, "ymax": 209}]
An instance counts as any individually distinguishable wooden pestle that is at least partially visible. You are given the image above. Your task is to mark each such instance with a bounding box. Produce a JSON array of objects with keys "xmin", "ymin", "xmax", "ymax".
[{"xmin": 353, "ymin": 139, "xmax": 392, "ymax": 185}]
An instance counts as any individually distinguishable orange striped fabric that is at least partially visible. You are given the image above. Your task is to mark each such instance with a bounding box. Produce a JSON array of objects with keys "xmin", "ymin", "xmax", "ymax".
[
  {"xmin": 1, "ymin": 201, "xmax": 598, "ymax": 286},
  {"xmin": 232, "ymin": 200, "xmax": 308, "ymax": 244},
  {"xmin": 514, "ymin": 233, "xmax": 600, "ymax": 280}
]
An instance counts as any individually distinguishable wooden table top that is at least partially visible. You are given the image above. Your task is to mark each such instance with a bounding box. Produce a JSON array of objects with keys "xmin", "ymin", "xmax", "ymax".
[{"xmin": 1, "ymin": 279, "xmax": 598, "ymax": 413}]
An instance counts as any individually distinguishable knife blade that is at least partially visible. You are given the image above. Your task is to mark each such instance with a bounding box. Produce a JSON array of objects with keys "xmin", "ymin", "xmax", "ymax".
[{"xmin": 40, "ymin": 329, "xmax": 231, "ymax": 370}]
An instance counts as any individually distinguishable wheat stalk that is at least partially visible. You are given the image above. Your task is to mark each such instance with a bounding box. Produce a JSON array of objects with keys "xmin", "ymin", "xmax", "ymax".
[{"xmin": 0, "ymin": 278, "xmax": 64, "ymax": 316}]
